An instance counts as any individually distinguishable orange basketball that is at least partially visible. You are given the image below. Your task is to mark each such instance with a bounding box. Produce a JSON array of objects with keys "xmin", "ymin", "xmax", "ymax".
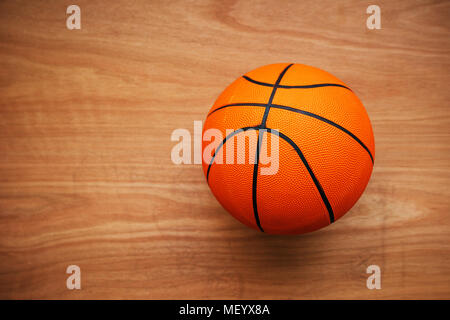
[{"xmin": 202, "ymin": 63, "xmax": 375, "ymax": 234}]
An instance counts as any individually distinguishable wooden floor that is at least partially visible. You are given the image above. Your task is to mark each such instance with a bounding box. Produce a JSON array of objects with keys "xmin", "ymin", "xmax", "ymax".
[{"xmin": 0, "ymin": 0, "xmax": 449, "ymax": 299}]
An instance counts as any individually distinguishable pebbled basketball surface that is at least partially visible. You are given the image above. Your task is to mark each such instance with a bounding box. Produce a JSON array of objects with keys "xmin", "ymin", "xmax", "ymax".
[{"xmin": 203, "ymin": 63, "xmax": 375, "ymax": 234}]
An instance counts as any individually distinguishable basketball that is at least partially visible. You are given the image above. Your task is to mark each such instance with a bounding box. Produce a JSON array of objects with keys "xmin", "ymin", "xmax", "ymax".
[{"xmin": 202, "ymin": 63, "xmax": 375, "ymax": 234}]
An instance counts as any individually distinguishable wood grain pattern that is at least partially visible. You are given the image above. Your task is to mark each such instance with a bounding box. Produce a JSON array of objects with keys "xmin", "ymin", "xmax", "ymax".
[{"xmin": 0, "ymin": 0, "xmax": 449, "ymax": 299}]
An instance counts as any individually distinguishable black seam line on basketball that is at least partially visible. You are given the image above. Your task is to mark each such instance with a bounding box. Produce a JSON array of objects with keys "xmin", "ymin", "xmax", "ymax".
[
  {"xmin": 206, "ymin": 103, "xmax": 374, "ymax": 164},
  {"xmin": 243, "ymin": 75, "xmax": 352, "ymax": 91},
  {"xmin": 208, "ymin": 103, "xmax": 268, "ymax": 117},
  {"xmin": 206, "ymin": 126, "xmax": 260, "ymax": 183},
  {"xmin": 252, "ymin": 130, "xmax": 265, "ymax": 232},
  {"xmin": 253, "ymin": 64, "xmax": 293, "ymax": 232},
  {"xmin": 265, "ymin": 128, "xmax": 335, "ymax": 223},
  {"xmin": 270, "ymin": 104, "xmax": 374, "ymax": 164},
  {"xmin": 260, "ymin": 63, "xmax": 294, "ymax": 128}
]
